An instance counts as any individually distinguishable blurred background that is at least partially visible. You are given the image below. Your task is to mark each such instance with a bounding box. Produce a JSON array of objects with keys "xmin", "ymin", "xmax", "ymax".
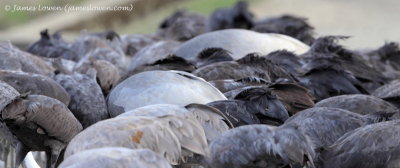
[{"xmin": 0, "ymin": 0, "xmax": 399, "ymax": 49}]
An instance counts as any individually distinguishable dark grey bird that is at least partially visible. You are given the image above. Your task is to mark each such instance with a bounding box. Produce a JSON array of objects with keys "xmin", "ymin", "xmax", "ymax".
[
  {"xmin": 264, "ymin": 50, "xmax": 304, "ymax": 76},
  {"xmin": 358, "ymin": 42, "xmax": 400, "ymax": 80},
  {"xmin": 299, "ymin": 57, "xmax": 368, "ymax": 101},
  {"xmin": 253, "ymin": 15, "xmax": 315, "ymax": 45},
  {"xmin": 282, "ymin": 107, "xmax": 392, "ymax": 166},
  {"xmin": 320, "ymin": 120, "xmax": 400, "ymax": 168},
  {"xmin": 219, "ymin": 79, "xmax": 315, "ymax": 116},
  {"xmin": 208, "ymin": 86, "xmax": 289, "ymax": 126},
  {"xmin": 372, "ymin": 79, "xmax": 400, "ymax": 108},
  {"xmin": 70, "ymin": 31, "xmax": 128, "ymax": 73},
  {"xmin": 159, "ymin": 9, "xmax": 206, "ymax": 41},
  {"xmin": 193, "ymin": 53, "xmax": 296, "ymax": 82},
  {"xmin": 0, "ymin": 70, "xmax": 70, "ymax": 105},
  {"xmin": 208, "ymin": 124, "xmax": 315, "ymax": 168},
  {"xmin": 1, "ymin": 92, "xmax": 82, "ymax": 168},
  {"xmin": 315, "ymin": 94, "xmax": 399, "ymax": 118},
  {"xmin": 0, "ymin": 81, "xmax": 23, "ymax": 168},
  {"xmin": 55, "ymin": 72, "xmax": 109, "ymax": 128},
  {"xmin": 0, "ymin": 42, "xmax": 54, "ymax": 77},
  {"xmin": 208, "ymin": 1, "xmax": 254, "ymax": 31},
  {"xmin": 75, "ymin": 59, "xmax": 121, "ymax": 96},
  {"xmin": 59, "ymin": 148, "xmax": 172, "ymax": 168},
  {"xmin": 300, "ymin": 36, "xmax": 387, "ymax": 92},
  {"xmin": 26, "ymin": 29, "xmax": 77, "ymax": 59}
]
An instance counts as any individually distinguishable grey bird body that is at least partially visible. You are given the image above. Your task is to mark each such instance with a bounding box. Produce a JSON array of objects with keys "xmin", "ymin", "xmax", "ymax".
[
  {"xmin": 55, "ymin": 73, "xmax": 109, "ymax": 128},
  {"xmin": 59, "ymin": 148, "xmax": 172, "ymax": 168}
]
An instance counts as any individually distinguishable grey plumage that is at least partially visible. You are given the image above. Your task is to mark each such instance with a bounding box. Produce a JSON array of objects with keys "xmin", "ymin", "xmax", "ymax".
[
  {"xmin": 55, "ymin": 73, "xmax": 109, "ymax": 128},
  {"xmin": 193, "ymin": 54, "xmax": 295, "ymax": 82},
  {"xmin": 26, "ymin": 29, "xmax": 77, "ymax": 59},
  {"xmin": 59, "ymin": 148, "xmax": 172, "ymax": 168},
  {"xmin": 107, "ymin": 70, "xmax": 227, "ymax": 117},
  {"xmin": 127, "ymin": 41, "xmax": 182, "ymax": 74},
  {"xmin": 0, "ymin": 70, "xmax": 70, "ymax": 105},
  {"xmin": 117, "ymin": 103, "xmax": 232, "ymax": 142},
  {"xmin": 208, "ymin": 86, "xmax": 289, "ymax": 126},
  {"xmin": 299, "ymin": 57, "xmax": 367, "ymax": 101},
  {"xmin": 159, "ymin": 10, "xmax": 206, "ymax": 41},
  {"xmin": 283, "ymin": 107, "xmax": 392, "ymax": 153},
  {"xmin": 73, "ymin": 59, "xmax": 121, "ymax": 96},
  {"xmin": 320, "ymin": 120, "xmax": 400, "ymax": 168},
  {"xmin": 174, "ymin": 29, "xmax": 310, "ymax": 61},
  {"xmin": 207, "ymin": 1, "xmax": 254, "ymax": 31},
  {"xmin": 208, "ymin": 124, "xmax": 315, "ymax": 168},
  {"xmin": 315, "ymin": 94, "xmax": 399, "ymax": 118},
  {"xmin": 372, "ymin": 79, "xmax": 400, "ymax": 108},
  {"xmin": 64, "ymin": 115, "xmax": 209, "ymax": 165},
  {"xmin": 0, "ymin": 42, "xmax": 54, "ymax": 77},
  {"xmin": 2, "ymin": 95, "xmax": 82, "ymax": 168}
]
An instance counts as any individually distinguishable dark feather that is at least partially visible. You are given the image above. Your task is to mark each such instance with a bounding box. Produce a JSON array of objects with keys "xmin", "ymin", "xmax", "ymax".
[
  {"xmin": 253, "ymin": 15, "xmax": 315, "ymax": 45},
  {"xmin": 208, "ymin": 1, "xmax": 254, "ymax": 31}
]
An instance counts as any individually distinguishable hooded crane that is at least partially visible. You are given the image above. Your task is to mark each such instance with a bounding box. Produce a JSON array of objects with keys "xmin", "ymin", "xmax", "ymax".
[
  {"xmin": 207, "ymin": 1, "xmax": 254, "ymax": 31},
  {"xmin": 298, "ymin": 57, "xmax": 367, "ymax": 101},
  {"xmin": 64, "ymin": 115, "xmax": 209, "ymax": 166},
  {"xmin": 69, "ymin": 31, "xmax": 128, "ymax": 74},
  {"xmin": 282, "ymin": 107, "xmax": 393, "ymax": 166},
  {"xmin": 300, "ymin": 36, "xmax": 387, "ymax": 92},
  {"xmin": 73, "ymin": 59, "xmax": 121, "ymax": 96},
  {"xmin": 359, "ymin": 42, "xmax": 400, "ymax": 80},
  {"xmin": 117, "ymin": 103, "xmax": 233, "ymax": 142},
  {"xmin": 59, "ymin": 148, "xmax": 171, "ymax": 168},
  {"xmin": 107, "ymin": 70, "xmax": 227, "ymax": 117},
  {"xmin": 264, "ymin": 50, "xmax": 304, "ymax": 76},
  {"xmin": 208, "ymin": 124, "xmax": 315, "ymax": 168},
  {"xmin": 320, "ymin": 120, "xmax": 400, "ymax": 168},
  {"xmin": 207, "ymin": 86, "xmax": 289, "ymax": 126},
  {"xmin": 0, "ymin": 43, "xmax": 54, "ymax": 77},
  {"xmin": 372, "ymin": 79, "xmax": 400, "ymax": 109},
  {"xmin": 221, "ymin": 81, "xmax": 315, "ymax": 116},
  {"xmin": 26, "ymin": 29, "xmax": 77, "ymax": 60},
  {"xmin": 55, "ymin": 70, "xmax": 109, "ymax": 128},
  {"xmin": 0, "ymin": 70, "xmax": 70, "ymax": 105},
  {"xmin": 315, "ymin": 94, "xmax": 399, "ymax": 118},
  {"xmin": 0, "ymin": 81, "xmax": 82, "ymax": 168},
  {"xmin": 193, "ymin": 53, "xmax": 296, "ymax": 82},
  {"xmin": 158, "ymin": 10, "xmax": 206, "ymax": 41}
]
